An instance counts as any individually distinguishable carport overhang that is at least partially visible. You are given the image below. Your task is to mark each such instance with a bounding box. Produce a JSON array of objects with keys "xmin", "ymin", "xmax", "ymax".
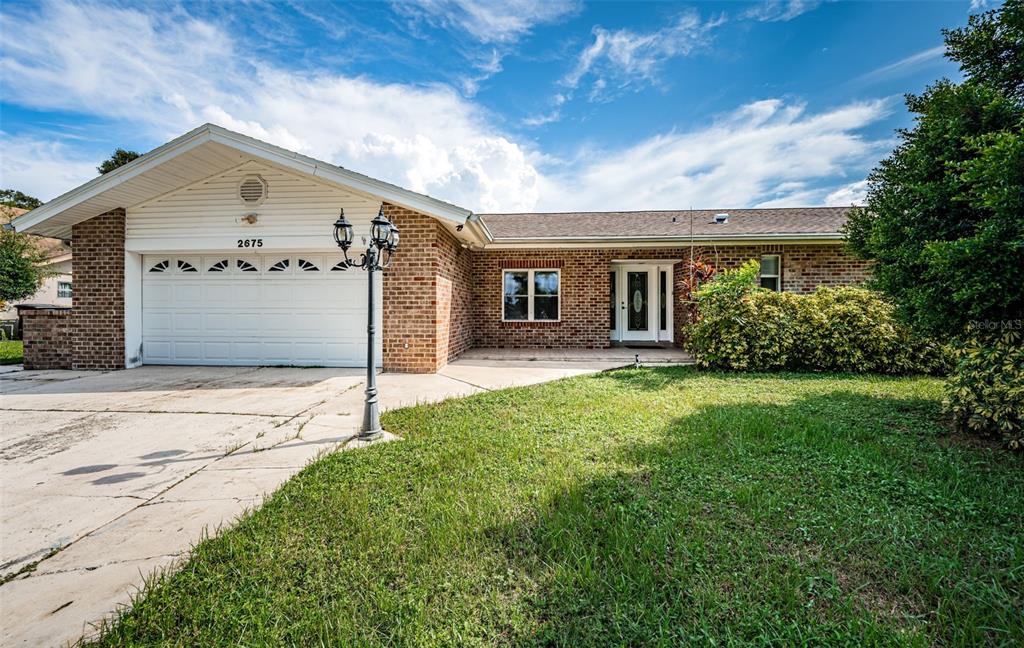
[{"xmin": 11, "ymin": 123, "xmax": 488, "ymax": 246}]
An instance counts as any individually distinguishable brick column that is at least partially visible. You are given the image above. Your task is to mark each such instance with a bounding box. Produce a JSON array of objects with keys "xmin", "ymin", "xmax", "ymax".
[
  {"xmin": 70, "ymin": 209, "xmax": 126, "ymax": 370},
  {"xmin": 381, "ymin": 204, "xmax": 439, "ymax": 373}
]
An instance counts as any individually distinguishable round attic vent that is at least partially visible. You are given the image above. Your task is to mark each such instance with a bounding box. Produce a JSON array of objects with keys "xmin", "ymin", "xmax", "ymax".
[{"xmin": 239, "ymin": 175, "xmax": 268, "ymax": 206}]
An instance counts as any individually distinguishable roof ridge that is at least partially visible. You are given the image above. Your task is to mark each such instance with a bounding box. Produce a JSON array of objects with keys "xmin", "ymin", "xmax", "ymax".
[{"xmin": 480, "ymin": 206, "xmax": 851, "ymax": 216}]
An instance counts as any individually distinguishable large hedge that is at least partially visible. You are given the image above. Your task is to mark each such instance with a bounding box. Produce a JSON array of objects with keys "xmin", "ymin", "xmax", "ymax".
[{"xmin": 690, "ymin": 261, "xmax": 949, "ymax": 375}]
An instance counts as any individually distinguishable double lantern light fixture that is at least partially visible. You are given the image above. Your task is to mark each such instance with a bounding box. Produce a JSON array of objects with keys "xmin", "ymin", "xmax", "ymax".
[{"xmin": 332, "ymin": 206, "xmax": 400, "ymax": 441}]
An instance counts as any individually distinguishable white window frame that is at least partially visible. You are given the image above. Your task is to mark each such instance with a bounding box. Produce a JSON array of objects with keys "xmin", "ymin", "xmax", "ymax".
[
  {"xmin": 760, "ymin": 254, "xmax": 781, "ymax": 292},
  {"xmin": 57, "ymin": 281, "xmax": 73, "ymax": 299},
  {"xmin": 501, "ymin": 269, "xmax": 561, "ymax": 322}
]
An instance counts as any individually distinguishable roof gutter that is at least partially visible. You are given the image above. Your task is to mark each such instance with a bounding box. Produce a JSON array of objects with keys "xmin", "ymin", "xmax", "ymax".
[{"xmin": 464, "ymin": 213, "xmax": 493, "ymax": 246}]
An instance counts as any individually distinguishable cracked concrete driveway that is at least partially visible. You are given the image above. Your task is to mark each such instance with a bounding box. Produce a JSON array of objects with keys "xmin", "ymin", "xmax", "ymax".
[{"xmin": 0, "ymin": 357, "xmax": 623, "ymax": 647}]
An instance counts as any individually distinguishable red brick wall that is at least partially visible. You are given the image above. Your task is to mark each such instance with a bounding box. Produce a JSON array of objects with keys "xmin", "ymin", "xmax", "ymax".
[
  {"xmin": 70, "ymin": 209, "xmax": 126, "ymax": 370},
  {"xmin": 20, "ymin": 308, "xmax": 73, "ymax": 370},
  {"xmin": 471, "ymin": 244, "xmax": 870, "ymax": 349},
  {"xmin": 436, "ymin": 224, "xmax": 475, "ymax": 365},
  {"xmin": 381, "ymin": 204, "xmax": 475, "ymax": 373}
]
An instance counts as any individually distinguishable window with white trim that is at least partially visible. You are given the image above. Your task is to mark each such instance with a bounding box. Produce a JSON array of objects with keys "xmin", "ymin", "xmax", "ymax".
[
  {"xmin": 760, "ymin": 255, "xmax": 781, "ymax": 291},
  {"xmin": 503, "ymin": 269, "xmax": 560, "ymax": 321},
  {"xmin": 57, "ymin": 281, "xmax": 73, "ymax": 299}
]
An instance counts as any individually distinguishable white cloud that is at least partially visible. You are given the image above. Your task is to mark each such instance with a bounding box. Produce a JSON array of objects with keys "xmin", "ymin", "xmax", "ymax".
[
  {"xmin": 536, "ymin": 99, "xmax": 892, "ymax": 211},
  {"xmin": 563, "ymin": 11, "xmax": 724, "ymax": 99},
  {"xmin": 392, "ymin": 0, "xmax": 579, "ymax": 44},
  {"xmin": 0, "ymin": 1, "xmax": 541, "ymax": 211},
  {"xmin": 0, "ymin": 135, "xmax": 97, "ymax": 201},
  {"xmin": 969, "ymin": 0, "xmax": 994, "ymax": 10},
  {"xmin": 854, "ymin": 45, "xmax": 946, "ymax": 86},
  {"xmin": 742, "ymin": 1, "xmax": 822, "ymax": 22},
  {"xmin": 825, "ymin": 179, "xmax": 869, "ymax": 206}
]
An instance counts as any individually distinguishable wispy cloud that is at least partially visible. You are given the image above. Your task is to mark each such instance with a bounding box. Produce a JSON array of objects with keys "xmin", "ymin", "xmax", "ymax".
[
  {"xmin": 537, "ymin": 98, "xmax": 893, "ymax": 210},
  {"xmin": 824, "ymin": 179, "xmax": 869, "ymax": 206},
  {"xmin": 392, "ymin": 0, "xmax": 580, "ymax": 44},
  {"xmin": 0, "ymin": 134, "xmax": 97, "ymax": 200},
  {"xmin": 742, "ymin": 0, "xmax": 822, "ymax": 23},
  {"xmin": 563, "ymin": 11, "xmax": 725, "ymax": 100},
  {"xmin": 853, "ymin": 45, "xmax": 946, "ymax": 86},
  {"xmin": 391, "ymin": 0, "xmax": 580, "ymax": 96}
]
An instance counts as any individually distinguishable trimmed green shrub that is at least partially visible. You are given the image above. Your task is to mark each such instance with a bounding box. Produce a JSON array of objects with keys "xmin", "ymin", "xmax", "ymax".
[
  {"xmin": 690, "ymin": 262, "xmax": 950, "ymax": 375},
  {"xmin": 944, "ymin": 331, "xmax": 1024, "ymax": 449}
]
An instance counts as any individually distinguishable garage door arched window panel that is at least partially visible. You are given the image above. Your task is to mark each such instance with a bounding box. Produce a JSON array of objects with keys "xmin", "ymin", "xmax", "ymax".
[
  {"xmin": 207, "ymin": 259, "xmax": 229, "ymax": 273},
  {"xmin": 237, "ymin": 259, "xmax": 258, "ymax": 272},
  {"xmin": 330, "ymin": 260, "xmax": 348, "ymax": 272},
  {"xmin": 298, "ymin": 258, "xmax": 320, "ymax": 272},
  {"xmin": 148, "ymin": 259, "xmax": 170, "ymax": 273},
  {"xmin": 268, "ymin": 258, "xmax": 290, "ymax": 272},
  {"xmin": 177, "ymin": 259, "xmax": 198, "ymax": 273}
]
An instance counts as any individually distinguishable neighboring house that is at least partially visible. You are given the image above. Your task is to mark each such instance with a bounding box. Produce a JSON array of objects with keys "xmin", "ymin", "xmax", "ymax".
[
  {"xmin": 1, "ymin": 206, "xmax": 73, "ymax": 321},
  {"xmin": 12, "ymin": 124, "xmax": 870, "ymax": 373}
]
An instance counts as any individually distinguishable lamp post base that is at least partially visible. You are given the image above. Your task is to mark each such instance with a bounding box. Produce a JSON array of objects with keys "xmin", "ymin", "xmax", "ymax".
[{"xmin": 358, "ymin": 428, "xmax": 384, "ymax": 442}]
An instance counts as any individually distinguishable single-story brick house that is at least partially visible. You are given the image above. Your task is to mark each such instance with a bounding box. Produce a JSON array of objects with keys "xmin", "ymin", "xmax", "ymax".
[{"xmin": 12, "ymin": 124, "xmax": 870, "ymax": 373}]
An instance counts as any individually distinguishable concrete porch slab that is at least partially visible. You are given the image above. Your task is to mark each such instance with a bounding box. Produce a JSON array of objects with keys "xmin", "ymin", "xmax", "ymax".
[{"xmin": 457, "ymin": 346, "xmax": 694, "ymax": 365}]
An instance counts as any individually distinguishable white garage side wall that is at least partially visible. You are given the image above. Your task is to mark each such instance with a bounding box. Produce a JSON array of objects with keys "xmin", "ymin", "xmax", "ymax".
[
  {"xmin": 125, "ymin": 252, "xmax": 143, "ymax": 367},
  {"xmin": 125, "ymin": 161, "xmax": 383, "ymax": 253}
]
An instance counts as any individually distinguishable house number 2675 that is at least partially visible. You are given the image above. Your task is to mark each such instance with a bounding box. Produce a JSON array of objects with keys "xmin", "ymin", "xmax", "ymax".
[{"xmin": 237, "ymin": 238, "xmax": 263, "ymax": 248}]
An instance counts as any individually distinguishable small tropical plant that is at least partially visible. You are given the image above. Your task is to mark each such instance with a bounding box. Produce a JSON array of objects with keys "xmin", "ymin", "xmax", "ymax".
[{"xmin": 944, "ymin": 331, "xmax": 1024, "ymax": 449}]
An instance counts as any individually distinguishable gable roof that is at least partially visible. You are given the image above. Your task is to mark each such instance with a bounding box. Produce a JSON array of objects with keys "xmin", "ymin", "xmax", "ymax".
[
  {"xmin": 478, "ymin": 207, "xmax": 852, "ymax": 243},
  {"xmin": 12, "ymin": 123, "xmax": 474, "ymax": 239}
]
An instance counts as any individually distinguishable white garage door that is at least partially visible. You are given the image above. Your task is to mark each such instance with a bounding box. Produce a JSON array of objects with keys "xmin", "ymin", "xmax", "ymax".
[{"xmin": 142, "ymin": 254, "xmax": 379, "ymax": 366}]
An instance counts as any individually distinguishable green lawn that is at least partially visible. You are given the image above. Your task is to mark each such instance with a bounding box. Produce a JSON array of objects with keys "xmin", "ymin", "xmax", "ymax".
[
  {"xmin": 0, "ymin": 340, "xmax": 23, "ymax": 365},
  {"xmin": 94, "ymin": 369, "xmax": 1023, "ymax": 646}
]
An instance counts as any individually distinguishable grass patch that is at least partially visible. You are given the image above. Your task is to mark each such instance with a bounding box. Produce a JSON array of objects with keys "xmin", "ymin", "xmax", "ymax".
[
  {"xmin": 0, "ymin": 340, "xmax": 23, "ymax": 365},
  {"xmin": 91, "ymin": 368, "xmax": 1023, "ymax": 646}
]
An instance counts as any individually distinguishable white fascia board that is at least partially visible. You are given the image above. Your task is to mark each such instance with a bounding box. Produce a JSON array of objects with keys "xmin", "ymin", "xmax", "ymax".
[
  {"xmin": 483, "ymin": 233, "xmax": 846, "ymax": 249},
  {"xmin": 12, "ymin": 125, "xmax": 216, "ymax": 234}
]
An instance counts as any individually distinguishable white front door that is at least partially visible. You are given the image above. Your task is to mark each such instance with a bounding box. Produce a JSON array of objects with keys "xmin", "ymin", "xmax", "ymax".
[
  {"xmin": 141, "ymin": 253, "xmax": 379, "ymax": 367},
  {"xmin": 618, "ymin": 265, "xmax": 657, "ymax": 342}
]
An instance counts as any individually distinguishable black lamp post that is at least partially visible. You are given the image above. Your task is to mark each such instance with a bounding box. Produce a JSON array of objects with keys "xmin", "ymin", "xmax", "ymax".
[{"xmin": 333, "ymin": 205, "xmax": 400, "ymax": 441}]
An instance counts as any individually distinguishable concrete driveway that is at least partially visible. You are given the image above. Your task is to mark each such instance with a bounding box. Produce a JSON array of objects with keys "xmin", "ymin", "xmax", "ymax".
[{"xmin": 0, "ymin": 355, "xmax": 627, "ymax": 647}]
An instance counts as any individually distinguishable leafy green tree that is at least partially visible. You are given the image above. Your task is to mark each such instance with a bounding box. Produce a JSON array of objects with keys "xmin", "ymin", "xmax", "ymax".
[
  {"xmin": 0, "ymin": 223, "xmax": 52, "ymax": 308},
  {"xmin": 845, "ymin": 0, "xmax": 1023, "ymax": 338},
  {"xmin": 0, "ymin": 189, "xmax": 42, "ymax": 210},
  {"xmin": 97, "ymin": 148, "xmax": 141, "ymax": 174}
]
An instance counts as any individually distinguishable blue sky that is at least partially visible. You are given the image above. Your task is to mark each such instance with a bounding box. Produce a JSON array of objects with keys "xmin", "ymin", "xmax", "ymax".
[{"xmin": 0, "ymin": 0, "xmax": 992, "ymax": 212}]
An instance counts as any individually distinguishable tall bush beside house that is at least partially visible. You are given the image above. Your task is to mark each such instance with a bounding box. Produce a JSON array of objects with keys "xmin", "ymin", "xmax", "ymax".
[
  {"xmin": 844, "ymin": 1, "xmax": 1023, "ymax": 448},
  {"xmin": 690, "ymin": 261, "xmax": 948, "ymax": 375}
]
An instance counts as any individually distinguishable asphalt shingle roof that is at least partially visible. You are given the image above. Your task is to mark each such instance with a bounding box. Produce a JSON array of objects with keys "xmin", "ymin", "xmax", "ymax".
[{"xmin": 478, "ymin": 207, "xmax": 852, "ymax": 240}]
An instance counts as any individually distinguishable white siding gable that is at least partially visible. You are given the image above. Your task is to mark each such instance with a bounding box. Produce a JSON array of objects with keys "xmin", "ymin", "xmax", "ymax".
[{"xmin": 126, "ymin": 162, "xmax": 382, "ymax": 253}]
